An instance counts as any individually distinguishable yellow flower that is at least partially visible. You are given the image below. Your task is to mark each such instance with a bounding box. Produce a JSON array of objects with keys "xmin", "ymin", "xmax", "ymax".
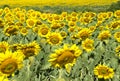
[
  {"xmin": 82, "ymin": 38, "xmax": 94, "ymax": 52},
  {"xmin": 61, "ymin": 12, "xmax": 67, "ymax": 18},
  {"xmin": 71, "ymin": 12, "xmax": 78, "ymax": 17},
  {"xmin": 38, "ymin": 24, "xmax": 50, "ymax": 37},
  {"xmin": 0, "ymin": 9, "xmax": 3, "ymax": 16},
  {"xmin": 20, "ymin": 27, "xmax": 28, "ymax": 36},
  {"xmin": 114, "ymin": 10, "xmax": 120, "ymax": 18},
  {"xmin": 0, "ymin": 76, "xmax": 8, "ymax": 81},
  {"xmin": 68, "ymin": 21, "xmax": 76, "ymax": 27},
  {"xmin": 83, "ymin": 12, "xmax": 96, "ymax": 18},
  {"xmin": 114, "ymin": 32, "xmax": 120, "ymax": 42},
  {"xmin": 60, "ymin": 31, "xmax": 67, "ymax": 38},
  {"xmin": 4, "ymin": 25, "xmax": 19, "ymax": 36},
  {"xmin": 115, "ymin": 45, "xmax": 120, "ymax": 57},
  {"xmin": 0, "ymin": 41, "xmax": 9, "ymax": 53},
  {"xmin": 94, "ymin": 64, "xmax": 114, "ymax": 79},
  {"xmin": 26, "ymin": 18, "xmax": 36, "ymax": 28},
  {"xmin": 47, "ymin": 32, "xmax": 63, "ymax": 45},
  {"xmin": 20, "ymin": 41, "xmax": 40, "ymax": 57},
  {"xmin": 107, "ymin": 21, "xmax": 120, "ymax": 30},
  {"xmin": 10, "ymin": 43, "xmax": 22, "ymax": 52},
  {"xmin": 0, "ymin": 50, "xmax": 24, "ymax": 76},
  {"xmin": 51, "ymin": 21, "xmax": 61, "ymax": 29},
  {"xmin": 80, "ymin": 17, "xmax": 92, "ymax": 25},
  {"xmin": 77, "ymin": 28, "xmax": 92, "ymax": 40},
  {"xmin": 98, "ymin": 30, "xmax": 111, "ymax": 41},
  {"xmin": 40, "ymin": 13, "xmax": 47, "ymax": 20},
  {"xmin": 48, "ymin": 44, "xmax": 82, "ymax": 71}
]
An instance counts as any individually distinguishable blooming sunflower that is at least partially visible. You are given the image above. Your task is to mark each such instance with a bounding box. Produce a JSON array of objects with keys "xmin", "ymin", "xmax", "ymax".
[
  {"xmin": 0, "ymin": 50, "xmax": 24, "ymax": 77},
  {"xmin": 94, "ymin": 64, "xmax": 114, "ymax": 79},
  {"xmin": 0, "ymin": 76, "xmax": 8, "ymax": 81},
  {"xmin": 26, "ymin": 18, "xmax": 36, "ymax": 28},
  {"xmin": 48, "ymin": 44, "xmax": 82, "ymax": 72},
  {"xmin": 38, "ymin": 24, "xmax": 50, "ymax": 37},
  {"xmin": 20, "ymin": 41, "xmax": 40, "ymax": 57},
  {"xmin": 115, "ymin": 45, "xmax": 120, "ymax": 57},
  {"xmin": 20, "ymin": 27, "xmax": 28, "ymax": 36},
  {"xmin": 4, "ymin": 25, "xmax": 19, "ymax": 36},
  {"xmin": 98, "ymin": 30, "xmax": 111, "ymax": 41},
  {"xmin": 10, "ymin": 43, "xmax": 22, "ymax": 52},
  {"xmin": 82, "ymin": 38, "xmax": 94, "ymax": 52},
  {"xmin": 114, "ymin": 10, "xmax": 120, "ymax": 18},
  {"xmin": 47, "ymin": 32, "xmax": 63, "ymax": 45},
  {"xmin": 114, "ymin": 31, "xmax": 120, "ymax": 42},
  {"xmin": 0, "ymin": 41, "xmax": 9, "ymax": 53},
  {"xmin": 77, "ymin": 28, "xmax": 92, "ymax": 40}
]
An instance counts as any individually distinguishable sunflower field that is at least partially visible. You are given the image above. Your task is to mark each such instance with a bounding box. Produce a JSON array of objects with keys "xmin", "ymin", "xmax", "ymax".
[{"xmin": 0, "ymin": 0, "xmax": 120, "ymax": 81}]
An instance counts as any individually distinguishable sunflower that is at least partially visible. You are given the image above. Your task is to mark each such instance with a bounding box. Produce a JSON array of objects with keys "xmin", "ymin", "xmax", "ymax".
[
  {"xmin": 0, "ymin": 76, "xmax": 8, "ymax": 81},
  {"xmin": 47, "ymin": 32, "xmax": 63, "ymax": 45},
  {"xmin": 0, "ymin": 41, "xmax": 9, "ymax": 53},
  {"xmin": 40, "ymin": 13, "xmax": 47, "ymax": 20},
  {"xmin": 80, "ymin": 17, "xmax": 92, "ymax": 25},
  {"xmin": 20, "ymin": 27, "xmax": 28, "ymax": 36},
  {"xmin": 114, "ymin": 10, "xmax": 120, "ymax": 18},
  {"xmin": 107, "ymin": 21, "xmax": 120, "ymax": 30},
  {"xmin": 48, "ymin": 44, "xmax": 82, "ymax": 71},
  {"xmin": 38, "ymin": 24, "xmax": 50, "ymax": 37},
  {"xmin": 60, "ymin": 31, "xmax": 67, "ymax": 38},
  {"xmin": 77, "ymin": 28, "xmax": 92, "ymax": 40},
  {"xmin": 20, "ymin": 41, "xmax": 40, "ymax": 57},
  {"xmin": 94, "ymin": 64, "xmax": 114, "ymax": 79},
  {"xmin": 10, "ymin": 43, "xmax": 22, "ymax": 52},
  {"xmin": 0, "ymin": 9, "xmax": 3, "ymax": 16},
  {"xmin": 98, "ymin": 30, "xmax": 111, "ymax": 41},
  {"xmin": 83, "ymin": 12, "xmax": 96, "ymax": 18},
  {"xmin": 115, "ymin": 45, "xmax": 120, "ymax": 57},
  {"xmin": 114, "ymin": 32, "xmax": 120, "ymax": 42},
  {"xmin": 26, "ymin": 18, "xmax": 36, "ymax": 28},
  {"xmin": 82, "ymin": 38, "xmax": 94, "ymax": 52},
  {"xmin": 4, "ymin": 25, "xmax": 19, "ymax": 36},
  {"xmin": 0, "ymin": 50, "xmax": 24, "ymax": 77}
]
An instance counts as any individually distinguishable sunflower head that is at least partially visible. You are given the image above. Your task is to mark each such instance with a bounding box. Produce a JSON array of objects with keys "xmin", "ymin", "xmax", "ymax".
[
  {"xmin": 38, "ymin": 24, "xmax": 50, "ymax": 37},
  {"xmin": 20, "ymin": 41, "xmax": 40, "ymax": 57},
  {"xmin": 0, "ymin": 41, "xmax": 9, "ymax": 53},
  {"xmin": 82, "ymin": 38, "xmax": 94, "ymax": 52},
  {"xmin": 48, "ymin": 44, "xmax": 82, "ymax": 70},
  {"xmin": 114, "ymin": 32, "xmax": 120, "ymax": 42},
  {"xmin": 4, "ymin": 25, "xmax": 19, "ymax": 36},
  {"xmin": 20, "ymin": 27, "xmax": 28, "ymax": 36},
  {"xmin": 94, "ymin": 64, "xmax": 114, "ymax": 79},
  {"xmin": 77, "ymin": 28, "xmax": 92, "ymax": 40},
  {"xmin": 0, "ymin": 50, "xmax": 24, "ymax": 76},
  {"xmin": 26, "ymin": 18, "xmax": 36, "ymax": 28},
  {"xmin": 47, "ymin": 32, "xmax": 63, "ymax": 45},
  {"xmin": 98, "ymin": 30, "xmax": 111, "ymax": 41}
]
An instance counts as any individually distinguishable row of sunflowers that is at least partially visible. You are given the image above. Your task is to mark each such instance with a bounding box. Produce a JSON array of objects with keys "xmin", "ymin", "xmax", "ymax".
[{"xmin": 0, "ymin": 7, "xmax": 120, "ymax": 81}]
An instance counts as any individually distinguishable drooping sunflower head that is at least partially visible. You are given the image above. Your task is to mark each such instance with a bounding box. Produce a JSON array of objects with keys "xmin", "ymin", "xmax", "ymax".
[
  {"xmin": 0, "ymin": 50, "xmax": 24, "ymax": 76},
  {"xmin": 48, "ymin": 44, "xmax": 82, "ymax": 70},
  {"xmin": 94, "ymin": 64, "xmax": 114, "ymax": 79},
  {"xmin": 77, "ymin": 28, "xmax": 92, "ymax": 40},
  {"xmin": 0, "ymin": 41, "xmax": 9, "ymax": 53},
  {"xmin": 4, "ymin": 25, "xmax": 19, "ymax": 36},
  {"xmin": 82, "ymin": 38, "xmax": 94, "ymax": 52},
  {"xmin": 20, "ymin": 41, "xmax": 40, "ymax": 57},
  {"xmin": 47, "ymin": 32, "xmax": 63, "ymax": 45},
  {"xmin": 9, "ymin": 43, "xmax": 23, "ymax": 52},
  {"xmin": 98, "ymin": 30, "xmax": 111, "ymax": 41}
]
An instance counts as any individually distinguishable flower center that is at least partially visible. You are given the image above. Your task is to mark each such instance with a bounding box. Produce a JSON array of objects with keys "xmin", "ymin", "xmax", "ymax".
[
  {"xmin": 98, "ymin": 67, "xmax": 109, "ymax": 76},
  {"xmin": 57, "ymin": 51, "xmax": 74, "ymax": 65},
  {"xmin": 0, "ymin": 59, "xmax": 18, "ymax": 74},
  {"xmin": 50, "ymin": 36, "xmax": 60, "ymax": 44}
]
